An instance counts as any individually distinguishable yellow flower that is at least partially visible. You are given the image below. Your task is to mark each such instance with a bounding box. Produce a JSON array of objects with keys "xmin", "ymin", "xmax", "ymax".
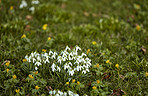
[
  {"xmin": 13, "ymin": 75, "xmax": 17, "ymax": 79},
  {"xmin": 42, "ymin": 24, "xmax": 47, "ymax": 30},
  {"xmin": 136, "ymin": 25, "xmax": 140, "ymax": 31},
  {"xmin": 92, "ymin": 86, "xmax": 97, "ymax": 90},
  {"xmin": 92, "ymin": 41, "xmax": 96, "ymax": 45},
  {"xmin": 42, "ymin": 49, "xmax": 46, "ymax": 52},
  {"xmin": 29, "ymin": 74, "xmax": 33, "ymax": 79},
  {"xmin": 5, "ymin": 61, "xmax": 10, "ymax": 67},
  {"xmin": 97, "ymin": 80, "xmax": 100, "ymax": 84},
  {"xmin": 10, "ymin": 6, "xmax": 14, "ymax": 10},
  {"xmin": 146, "ymin": 72, "xmax": 148, "ymax": 77},
  {"xmin": 15, "ymin": 89, "xmax": 20, "ymax": 93},
  {"xmin": 87, "ymin": 49, "xmax": 90, "ymax": 54},
  {"xmin": 6, "ymin": 69, "xmax": 9, "ymax": 73},
  {"xmin": 95, "ymin": 64, "xmax": 99, "ymax": 68},
  {"xmin": 66, "ymin": 82, "xmax": 69, "ymax": 85},
  {"xmin": 72, "ymin": 79, "xmax": 75, "ymax": 83},
  {"xmin": 106, "ymin": 60, "xmax": 110, "ymax": 64},
  {"xmin": 33, "ymin": 71, "xmax": 38, "ymax": 75},
  {"xmin": 77, "ymin": 81, "xmax": 80, "ymax": 85},
  {"xmin": 48, "ymin": 37, "xmax": 51, "ymax": 40},
  {"xmin": 21, "ymin": 34, "xmax": 26, "ymax": 38},
  {"xmin": 115, "ymin": 64, "xmax": 119, "ymax": 69},
  {"xmin": 35, "ymin": 86, "xmax": 40, "ymax": 90},
  {"xmin": 23, "ymin": 59, "xmax": 27, "ymax": 62}
]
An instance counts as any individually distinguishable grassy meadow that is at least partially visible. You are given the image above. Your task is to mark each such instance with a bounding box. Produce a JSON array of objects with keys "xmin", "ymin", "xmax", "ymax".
[{"xmin": 0, "ymin": 0, "xmax": 148, "ymax": 95}]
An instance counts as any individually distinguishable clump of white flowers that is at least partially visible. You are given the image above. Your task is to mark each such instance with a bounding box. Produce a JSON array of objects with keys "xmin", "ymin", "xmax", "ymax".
[
  {"xmin": 49, "ymin": 90, "xmax": 79, "ymax": 96},
  {"xmin": 24, "ymin": 46, "xmax": 91, "ymax": 76},
  {"xmin": 19, "ymin": 0, "xmax": 40, "ymax": 13}
]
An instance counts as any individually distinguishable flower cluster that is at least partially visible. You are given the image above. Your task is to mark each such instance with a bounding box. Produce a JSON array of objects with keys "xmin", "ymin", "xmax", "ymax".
[
  {"xmin": 24, "ymin": 46, "xmax": 91, "ymax": 76},
  {"xmin": 19, "ymin": 0, "xmax": 39, "ymax": 13},
  {"xmin": 49, "ymin": 90, "xmax": 79, "ymax": 96}
]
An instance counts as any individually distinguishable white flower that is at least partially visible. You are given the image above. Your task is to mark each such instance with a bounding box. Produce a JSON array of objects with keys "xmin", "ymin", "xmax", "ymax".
[
  {"xmin": 75, "ymin": 46, "xmax": 81, "ymax": 52},
  {"xmin": 82, "ymin": 70, "xmax": 86, "ymax": 74},
  {"xmin": 20, "ymin": 0, "xmax": 27, "ymax": 8},
  {"xmin": 63, "ymin": 92, "xmax": 67, "ymax": 96},
  {"xmin": 68, "ymin": 70, "xmax": 74, "ymax": 76},
  {"xmin": 57, "ymin": 66, "xmax": 61, "ymax": 72},
  {"xmin": 49, "ymin": 91, "xmax": 52, "ymax": 94},
  {"xmin": 49, "ymin": 50, "xmax": 53, "ymax": 55},
  {"xmin": 32, "ymin": 58, "xmax": 36, "ymax": 63},
  {"xmin": 35, "ymin": 61, "xmax": 41, "ymax": 66},
  {"xmin": 65, "ymin": 46, "xmax": 71, "ymax": 51},
  {"xmin": 53, "ymin": 90, "xmax": 56, "ymax": 94},
  {"xmin": 55, "ymin": 94, "xmax": 60, "ymax": 96},
  {"xmin": 32, "ymin": 0, "xmax": 39, "ymax": 4},
  {"xmin": 64, "ymin": 63, "xmax": 70, "ymax": 70},
  {"xmin": 29, "ymin": 7, "xmax": 35, "ymax": 13},
  {"xmin": 51, "ymin": 63, "xmax": 56, "ymax": 72},
  {"xmin": 35, "ymin": 67, "xmax": 38, "ymax": 70}
]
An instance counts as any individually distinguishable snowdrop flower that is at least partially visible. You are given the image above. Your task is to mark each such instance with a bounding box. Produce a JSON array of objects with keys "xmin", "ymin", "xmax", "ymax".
[
  {"xmin": 32, "ymin": 0, "xmax": 39, "ymax": 4},
  {"xmin": 35, "ymin": 61, "xmax": 41, "ymax": 66},
  {"xmin": 35, "ymin": 67, "xmax": 38, "ymax": 70},
  {"xmin": 49, "ymin": 91, "xmax": 52, "ymax": 94},
  {"xmin": 51, "ymin": 52, "xmax": 57, "ymax": 59},
  {"xmin": 64, "ymin": 92, "xmax": 67, "ymax": 96},
  {"xmin": 65, "ymin": 46, "xmax": 71, "ymax": 51},
  {"xmin": 57, "ymin": 66, "xmax": 61, "ymax": 72},
  {"xmin": 55, "ymin": 94, "xmax": 60, "ymax": 96},
  {"xmin": 20, "ymin": 0, "xmax": 27, "ymax": 9},
  {"xmin": 29, "ymin": 7, "xmax": 35, "ymax": 13},
  {"xmin": 32, "ymin": 58, "xmax": 36, "ymax": 63},
  {"xmin": 49, "ymin": 50, "xmax": 53, "ymax": 55},
  {"xmin": 53, "ymin": 90, "xmax": 56, "ymax": 94},
  {"xmin": 68, "ymin": 70, "xmax": 74, "ymax": 76},
  {"xmin": 68, "ymin": 91, "xmax": 73, "ymax": 95},
  {"xmin": 51, "ymin": 63, "xmax": 56, "ymax": 72},
  {"xmin": 75, "ymin": 46, "xmax": 81, "ymax": 52},
  {"xmin": 82, "ymin": 70, "xmax": 86, "ymax": 74}
]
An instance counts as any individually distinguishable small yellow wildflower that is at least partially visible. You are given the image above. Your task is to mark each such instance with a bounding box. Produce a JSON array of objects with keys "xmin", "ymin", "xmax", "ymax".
[
  {"xmin": 29, "ymin": 74, "xmax": 33, "ymax": 79},
  {"xmin": 33, "ymin": 71, "xmax": 38, "ymax": 75},
  {"xmin": 136, "ymin": 25, "xmax": 140, "ymax": 31},
  {"xmin": 21, "ymin": 34, "xmax": 26, "ymax": 39},
  {"xmin": 42, "ymin": 24, "xmax": 47, "ymax": 30},
  {"xmin": 145, "ymin": 72, "xmax": 148, "ymax": 77},
  {"xmin": 48, "ymin": 37, "xmax": 51, "ymax": 40},
  {"xmin": 97, "ymin": 80, "xmax": 100, "ymax": 84},
  {"xmin": 72, "ymin": 79, "xmax": 75, "ymax": 83},
  {"xmin": 10, "ymin": 6, "xmax": 14, "ymax": 10},
  {"xmin": 87, "ymin": 49, "xmax": 90, "ymax": 54},
  {"xmin": 15, "ymin": 89, "xmax": 20, "ymax": 93},
  {"xmin": 13, "ymin": 75, "xmax": 17, "ymax": 79},
  {"xmin": 115, "ymin": 64, "xmax": 119, "ymax": 69},
  {"xmin": 42, "ymin": 49, "xmax": 46, "ymax": 52},
  {"xmin": 23, "ymin": 59, "xmax": 27, "ymax": 62},
  {"xmin": 92, "ymin": 86, "xmax": 97, "ymax": 90},
  {"xmin": 96, "ymin": 64, "xmax": 99, "ymax": 68},
  {"xmin": 6, "ymin": 69, "xmax": 9, "ymax": 73},
  {"xmin": 5, "ymin": 61, "xmax": 10, "ymax": 67},
  {"xmin": 106, "ymin": 60, "xmax": 110, "ymax": 64},
  {"xmin": 92, "ymin": 41, "xmax": 96, "ymax": 45},
  {"xmin": 35, "ymin": 86, "xmax": 40, "ymax": 90},
  {"xmin": 66, "ymin": 82, "xmax": 69, "ymax": 85},
  {"xmin": 77, "ymin": 81, "xmax": 80, "ymax": 85}
]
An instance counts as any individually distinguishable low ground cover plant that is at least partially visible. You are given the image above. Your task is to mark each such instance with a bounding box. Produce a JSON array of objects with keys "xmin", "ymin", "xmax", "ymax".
[{"xmin": 0, "ymin": 0, "xmax": 148, "ymax": 95}]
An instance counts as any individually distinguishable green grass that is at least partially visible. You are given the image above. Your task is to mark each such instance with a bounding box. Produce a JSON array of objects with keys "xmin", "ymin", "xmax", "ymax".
[{"xmin": 0, "ymin": 0, "xmax": 148, "ymax": 95}]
